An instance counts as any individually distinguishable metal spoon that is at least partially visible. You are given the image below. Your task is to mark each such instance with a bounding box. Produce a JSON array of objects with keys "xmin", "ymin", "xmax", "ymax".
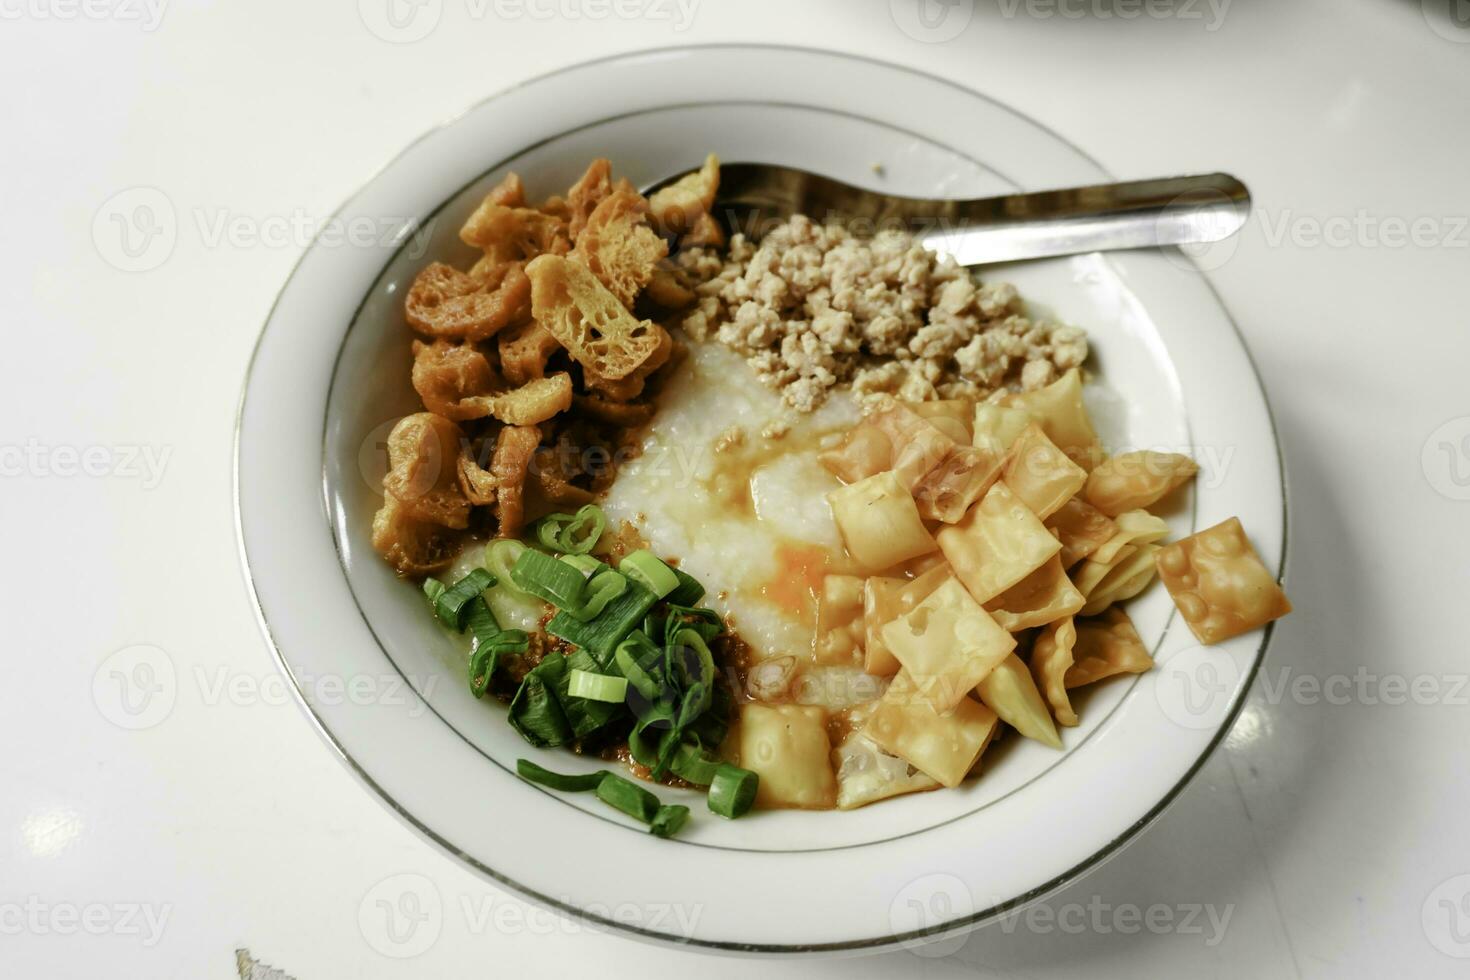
[{"xmin": 648, "ymin": 163, "xmax": 1250, "ymax": 266}]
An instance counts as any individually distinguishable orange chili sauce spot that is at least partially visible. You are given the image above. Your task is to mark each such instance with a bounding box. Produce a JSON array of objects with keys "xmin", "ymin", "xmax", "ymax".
[{"xmin": 761, "ymin": 543, "xmax": 830, "ymax": 625}]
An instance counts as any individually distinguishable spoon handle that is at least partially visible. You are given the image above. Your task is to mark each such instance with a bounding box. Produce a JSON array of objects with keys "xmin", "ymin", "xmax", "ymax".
[
  {"xmin": 711, "ymin": 165, "xmax": 1251, "ymax": 267},
  {"xmin": 921, "ymin": 173, "xmax": 1251, "ymax": 266}
]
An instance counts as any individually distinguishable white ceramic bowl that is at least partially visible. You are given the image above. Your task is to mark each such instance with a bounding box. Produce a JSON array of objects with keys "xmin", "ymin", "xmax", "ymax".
[{"xmin": 235, "ymin": 45, "xmax": 1286, "ymax": 953}]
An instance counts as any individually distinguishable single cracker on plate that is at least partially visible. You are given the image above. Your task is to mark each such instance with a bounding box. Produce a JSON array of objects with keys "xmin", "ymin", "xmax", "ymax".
[{"xmin": 1155, "ymin": 516, "xmax": 1291, "ymax": 645}]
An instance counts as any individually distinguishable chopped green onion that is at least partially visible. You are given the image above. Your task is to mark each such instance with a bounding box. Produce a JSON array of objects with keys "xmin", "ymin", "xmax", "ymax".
[
  {"xmin": 676, "ymin": 681, "xmax": 711, "ymax": 730},
  {"xmin": 567, "ymin": 568, "xmax": 627, "ymax": 622},
  {"xmin": 595, "ymin": 773, "xmax": 660, "ymax": 823},
  {"xmin": 508, "ymin": 656, "xmax": 572, "ymax": 747},
  {"xmin": 689, "ymin": 684, "xmax": 733, "ymax": 747},
  {"xmin": 466, "ymin": 598, "xmax": 528, "ymax": 698},
  {"xmin": 568, "ymin": 669, "xmax": 627, "ymax": 703},
  {"xmin": 663, "ymin": 605, "xmax": 723, "ymax": 647},
  {"xmin": 484, "ymin": 540, "xmax": 531, "ymax": 594},
  {"xmin": 546, "ymin": 580, "xmax": 659, "ymax": 659},
  {"xmin": 669, "ymin": 740, "xmax": 721, "ymax": 786},
  {"xmin": 559, "ymin": 553, "xmax": 604, "ymax": 576},
  {"xmin": 433, "ymin": 568, "xmax": 495, "ymax": 630},
  {"xmin": 614, "ymin": 632, "xmax": 665, "ymax": 701},
  {"xmin": 707, "ymin": 764, "xmax": 758, "ymax": 819},
  {"xmin": 627, "ymin": 688, "xmax": 678, "ymax": 768},
  {"xmin": 423, "ymin": 577, "xmax": 447, "ymax": 607},
  {"xmin": 665, "ymin": 567, "xmax": 706, "ymax": 606},
  {"xmin": 627, "ymin": 718, "xmax": 664, "ymax": 769},
  {"xmin": 534, "ymin": 504, "xmax": 606, "ymax": 555},
  {"xmin": 554, "ymin": 650, "xmax": 626, "ymax": 738},
  {"xmin": 465, "ymin": 593, "xmax": 502, "ymax": 638},
  {"xmin": 619, "ymin": 549, "xmax": 679, "ymax": 598},
  {"xmin": 668, "ymin": 628, "xmax": 716, "ymax": 716},
  {"xmin": 511, "ymin": 548, "xmax": 588, "ymax": 609},
  {"xmin": 650, "ymin": 724, "xmax": 684, "ymax": 781},
  {"xmin": 649, "ymin": 804, "xmax": 691, "ymax": 838},
  {"xmin": 516, "ymin": 759, "xmax": 607, "ymax": 792}
]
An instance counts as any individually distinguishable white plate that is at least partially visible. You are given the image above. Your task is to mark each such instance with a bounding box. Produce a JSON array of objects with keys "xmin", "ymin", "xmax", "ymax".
[{"xmin": 235, "ymin": 45, "xmax": 1286, "ymax": 953}]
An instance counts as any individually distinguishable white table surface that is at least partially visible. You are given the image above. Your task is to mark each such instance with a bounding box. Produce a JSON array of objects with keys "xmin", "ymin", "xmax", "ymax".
[{"xmin": 4, "ymin": 1, "xmax": 1468, "ymax": 976}]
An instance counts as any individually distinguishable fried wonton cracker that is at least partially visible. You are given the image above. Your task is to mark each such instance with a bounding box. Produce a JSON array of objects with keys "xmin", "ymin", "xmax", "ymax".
[
  {"xmin": 1084, "ymin": 451, "xmax": 1199, "ymax": 516},
  {"xmin": 814, "ymin": 574, "xmax": 866, "ymax": 666},
  {"xmin": 525, "ymin": 254, "xmax": 663, "ymax": 381},
  {"xmin": 1045, "ymin": 497, "xmax": 1118, "ymax": 568},
  {"xmin": 1006, "ymin": 368, "xmax": 1100, "ymax": 469},
  {"xmin": 914, "ymin": 443, "xmax": 1005, "ymax": 524},
  {"xmin": 1031, "ymin": 617, "xmax": 1079, "ymax": 727},
  {"xmin": 984, "ymin": 555, "xmax": 1086, "ymax": 632},
  {"xmin": 936, "ymin": 481, "xmax": 1061, "ymax": 604},
  {"xmin": 861, "ymin": 565, "xmax": 949, "ymax": 678},
  {"xmin": 1089, "ymin": 509, "xmax": 1170, "ymax": 567},
  {"xmin": 908, "ymin": 398, "xmax": 975, "ymax": 442},
  {"xmin": 864, "ymin": 672, "xmax": 1000, "ymax": 788},
  {"xmin": 1065, "ymin": 607, "xmax": 1154, "ymax": 688},
  {"xmin": 832, "ymin": 720, "xmax": 941, "ymax": 811},
  {"xmin": 1001, "ymin": 422, "xmax": 1088, "ymax": 520},
  {"xmin": 1077, "ymin": 544, "xmax": 1161, "ymax": 616},
  {"xmin": 1155, "ymin": 516, "xmax": 1291, "ymax": 645},
  {"xmin": 880, "ymin": 577, "xmax": 1015, "ymax": 713}
]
